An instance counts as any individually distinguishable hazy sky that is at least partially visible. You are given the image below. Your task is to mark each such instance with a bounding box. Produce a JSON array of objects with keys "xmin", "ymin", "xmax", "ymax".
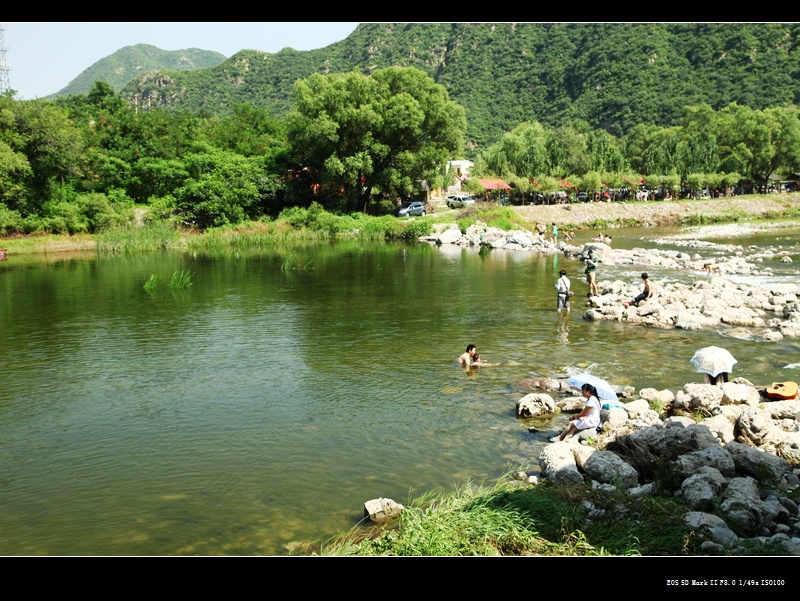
[{"xmin": 3, "ymin": 22, "xmax": 361, "ymax": 100}]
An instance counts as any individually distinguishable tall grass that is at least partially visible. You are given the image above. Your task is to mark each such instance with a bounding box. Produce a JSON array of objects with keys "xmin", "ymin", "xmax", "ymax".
[
  {"xmin": 168, "ymin": 269, "xmax": 193, "ymax": 288},
  {"xmin": 303, "ymin": 470, "xmax": 777, "ymax": 556},
  {"xmin": 312, "ymin": 480, "xmax": 553, "ymax": 556},
  {"xmin": 96, "ymin": 221, "xmax": 183, "ymax": 253},
  {"xmin": 143, "ymin": 274, "xmax": 161, "ymax": 291},
  {"xmin": 280, "ymin": 255, "xmax": 314, "ymax": 272}
]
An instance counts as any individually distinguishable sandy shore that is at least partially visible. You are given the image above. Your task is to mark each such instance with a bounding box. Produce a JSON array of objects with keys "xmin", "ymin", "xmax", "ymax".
[{"xmin": 509, "ymin": 193, "xmax": 800, "ymax": 229}]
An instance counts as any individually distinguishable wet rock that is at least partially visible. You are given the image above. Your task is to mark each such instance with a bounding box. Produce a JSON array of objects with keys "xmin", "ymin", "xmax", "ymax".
[
  {"xmin": 516, "ymin": 393, "xmax": 556, "ymax": 418},
  {"xmin": 364, "ymin": 497, "xmax": 405, "ymax": 524}
]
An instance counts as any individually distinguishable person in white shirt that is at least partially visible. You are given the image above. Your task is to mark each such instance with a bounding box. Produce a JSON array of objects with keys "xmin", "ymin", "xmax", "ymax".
[
  {"xmin": 555, "ymin": 269, "xmax": 571, "ymax": 313},
  {"xmin": 550, "ymin": 383, "xmax": 601, "ymax": 442}
]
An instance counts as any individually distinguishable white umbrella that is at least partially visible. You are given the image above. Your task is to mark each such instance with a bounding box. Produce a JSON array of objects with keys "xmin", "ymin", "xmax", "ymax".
[
  {"xmin": 566, "ymin": 373, "xmax": 618, "ymax": 400},
  {"xmin": 690, "ymin": 346, "xmax": 737, "ymax": 377}
]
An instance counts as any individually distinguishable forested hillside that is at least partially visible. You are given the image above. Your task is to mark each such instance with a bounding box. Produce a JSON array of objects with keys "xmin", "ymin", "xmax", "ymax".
[
  {"xmin": 119, "ymin": 23, "xmax": 800, "ymax": 149},
  {"xmin": 55, "ymin": 44, "xmax": 227, "ymax": 97}
]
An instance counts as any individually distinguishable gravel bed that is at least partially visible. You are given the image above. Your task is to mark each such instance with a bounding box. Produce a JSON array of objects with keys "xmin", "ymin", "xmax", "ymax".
[{"xmin": 509, "ymin": 194, "xmax": 800, "ymax": 229}]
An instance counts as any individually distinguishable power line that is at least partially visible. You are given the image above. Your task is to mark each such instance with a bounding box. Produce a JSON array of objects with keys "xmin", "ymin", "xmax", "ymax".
[{"xmin": 0, "ymin": 23, "xmax": 11, "ymax": 94}]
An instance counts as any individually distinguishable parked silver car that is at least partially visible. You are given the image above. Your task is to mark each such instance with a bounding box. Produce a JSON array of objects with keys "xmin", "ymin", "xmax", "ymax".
[
  {"xmin": 446, "ymin": 194, "xmax": 475, "ymax": 208},
  {"xmin": 394, "ymin": 201, "xmax": 426, "ymax": 217}
]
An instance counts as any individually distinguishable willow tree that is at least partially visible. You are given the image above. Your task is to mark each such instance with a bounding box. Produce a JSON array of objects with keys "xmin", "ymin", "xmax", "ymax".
[
  {"xmin": 476, "ymin": 121, "xmax": 550, "ymax": 179},
  {"xmin": 286, "ymin": 67, "xmax": 466, "ymax": 213},
  {"xmin": 716, "ymin": 104, "xmax": 800, "ymax": 189}
]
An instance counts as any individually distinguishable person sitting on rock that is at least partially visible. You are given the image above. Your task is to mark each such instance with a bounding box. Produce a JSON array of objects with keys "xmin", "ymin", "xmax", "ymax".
[
  {"xmin": 550, "ymin": 383, "xmax": 601, "ymax": 442},
  {"xmin": 622, "ymin": 273, "xmax": 653, "ymax": 308}
]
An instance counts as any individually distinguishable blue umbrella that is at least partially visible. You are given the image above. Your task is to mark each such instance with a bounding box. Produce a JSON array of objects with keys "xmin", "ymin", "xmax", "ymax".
[{"xmin": 566, "ymin": 373, "xmax": 618, "ymax": 400}]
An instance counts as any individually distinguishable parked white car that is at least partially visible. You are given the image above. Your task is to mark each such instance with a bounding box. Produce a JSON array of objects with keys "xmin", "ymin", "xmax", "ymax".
[{"xmin": 446, "ymin": 194, "xmax": 475, "ymax": 208}]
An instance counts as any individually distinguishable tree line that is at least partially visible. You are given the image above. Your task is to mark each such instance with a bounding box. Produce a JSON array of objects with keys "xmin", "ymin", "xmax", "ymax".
[
  {"xmin": 468, "ymin": 102, "xmax": 800, "ymax": 201},
  {"xmin": 2, "ymin": 66, "xmax": 800, "ymax": 236}
]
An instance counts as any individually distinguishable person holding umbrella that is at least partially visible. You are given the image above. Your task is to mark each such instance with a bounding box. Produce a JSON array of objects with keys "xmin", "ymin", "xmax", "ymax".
[
  {"xmin": 690, "ymin": 346, "xmax": 737, "ymax": 386},
  {"xmin": 550, "ymin": 383, "xmax": 601, "ymax": 443}
]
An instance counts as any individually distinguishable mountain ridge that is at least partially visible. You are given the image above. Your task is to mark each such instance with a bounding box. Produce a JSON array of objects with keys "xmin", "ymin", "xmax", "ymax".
[
  {"xmin": 53, "ymin": 43, "xmax": 228, "ymax": 97},
  {"xmin": 57, "ymin": 23, "xmax": 800, "ymax": 149}
]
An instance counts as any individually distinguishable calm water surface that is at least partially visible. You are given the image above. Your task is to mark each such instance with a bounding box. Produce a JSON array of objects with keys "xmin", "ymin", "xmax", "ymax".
[{"xmin": 1, "ymin": 222, "xmax": 799, "ymax": 555}]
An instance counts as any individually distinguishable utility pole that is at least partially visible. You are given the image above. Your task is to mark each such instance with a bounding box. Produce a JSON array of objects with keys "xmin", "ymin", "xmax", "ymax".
[{"xmin": 0, "ymin": 23, "xmax": 11, "ymax": 95}]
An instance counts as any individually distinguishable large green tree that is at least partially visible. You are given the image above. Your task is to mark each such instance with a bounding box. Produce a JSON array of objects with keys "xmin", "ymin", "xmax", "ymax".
[
  {"xmin": 717, "ymin": 104, "xmax": 800, "ymax": 188},
  {"xmin": 0, "ymin": 95, "xmax": 83, "ymax": 215},
  {"xmin": 286, "ymin": 67, "xmax": 466, "ymax": 213}
]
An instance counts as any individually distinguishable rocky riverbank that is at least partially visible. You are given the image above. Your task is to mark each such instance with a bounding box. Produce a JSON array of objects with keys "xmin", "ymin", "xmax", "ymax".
[
  {"xmin": 514, "ymin": 375, "xmax": 800, "ymax": 555},
  {"xmin": 424, "ymin": 201, "xmax": 800, "ymax": 555}
]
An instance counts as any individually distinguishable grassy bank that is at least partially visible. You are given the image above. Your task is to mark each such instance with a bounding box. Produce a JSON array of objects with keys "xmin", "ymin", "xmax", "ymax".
[
  {"xmin": 301, "ymin": 474, "xmax": 784, "ymax": 556},
  {"xmin": 3, "ymin": 194, "xmax": 800, "ymax": 256}
]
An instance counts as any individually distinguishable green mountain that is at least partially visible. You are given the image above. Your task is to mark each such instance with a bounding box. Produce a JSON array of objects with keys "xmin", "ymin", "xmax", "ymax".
[
  {"xmin": 115, "ymin": 23, "xmax": 800, "ymax": 149},
  {"xmin": 55, "ymin": 44, "xmax": 227, "ymax": 97}
]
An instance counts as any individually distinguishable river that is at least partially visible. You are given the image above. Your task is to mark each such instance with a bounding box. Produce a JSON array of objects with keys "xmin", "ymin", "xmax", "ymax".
[{"xmin": 0, "ymin": 221, "xmax": 798, "ymax": 555}]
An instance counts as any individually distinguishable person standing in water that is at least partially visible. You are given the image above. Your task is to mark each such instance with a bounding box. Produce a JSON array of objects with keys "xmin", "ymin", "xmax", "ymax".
[
  {"xmin": 555, "ymin": 269, "xmax": 571, "ymax": 313},
  {"xmin": 584, "ymin": 250, "xmax": 599, "ymax": 296}
]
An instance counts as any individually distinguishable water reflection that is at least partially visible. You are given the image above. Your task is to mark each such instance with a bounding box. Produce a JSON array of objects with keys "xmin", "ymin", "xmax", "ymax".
[{"xmin": 556, "ymin": 312, "xmax": 571, "ymax": 344}]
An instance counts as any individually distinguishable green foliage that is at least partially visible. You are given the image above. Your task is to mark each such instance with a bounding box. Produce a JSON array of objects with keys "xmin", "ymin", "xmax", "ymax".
[
  {"xmin": 280, "ymin": 255, "xmax": 314, "ymax": 272},
  {"xmin": 456, "ymin": 217, "xmax": 474, "ymax": 234},
  {"xmin": 0, "ymin": 95, "xmax": 84, "ymax": 214},
  {"xmin": 0, "ymin": 204, "xmax": 23, "ymax": 235},
  {"xmin": 475, "ymin": 207, "xmax": 528, "ymax": 231},
  {"xmin": 286, "ymin": 66, "xmax": 466, "ymax": 213},
  {"xmin": 398, "ymin": 219, "xmax": 431, "ymax": 240},
  {"xmin": 198, "ymin": 104, "xmax": 288, "ymax": 159},
  {"xmin": 117, "ymin": 23, "xmax": 800, "ymax": 150},
  {"xmin": 319, "ymin": 481, "xmax": 549, "ymax": 556},
  {"xmin": 8, "ymin": 25, "xmax": 800, "ymax": 233},
  {"xmin": 173, "ymin": 146, "xmax": 280, "ymax": 229}
]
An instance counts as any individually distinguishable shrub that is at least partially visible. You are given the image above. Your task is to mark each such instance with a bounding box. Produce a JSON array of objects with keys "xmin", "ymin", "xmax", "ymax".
[
  {"xmin": 400, "ymin": 219, "xmax": 431, "ymax": 239},
  {"xmin": 0, "ymin": 205, "xmax": 23, "ymax": 235},
  {"xmin": 457, "ymin": 217, "xmax": 474, "ymax": 234},
  {"xmin": 42, "ymin": 200, "xmax": 89, "ymax": 234}
]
